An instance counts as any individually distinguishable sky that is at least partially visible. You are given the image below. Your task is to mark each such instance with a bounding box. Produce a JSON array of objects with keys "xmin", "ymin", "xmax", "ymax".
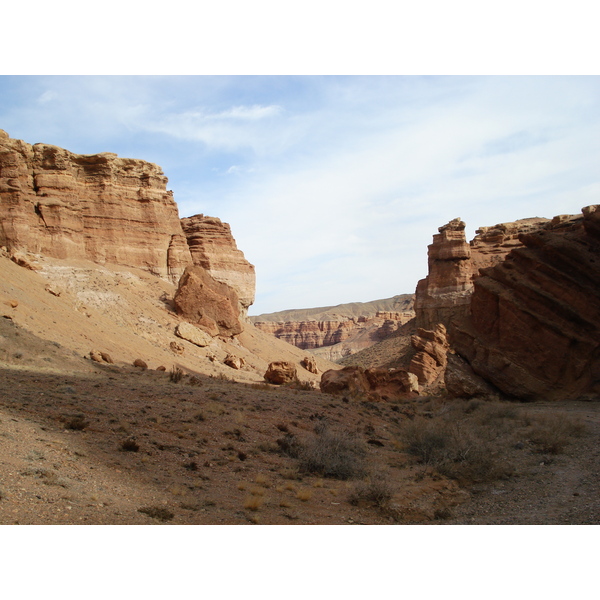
[{"xmin": 1, "ymin": 75, "xmax": 599, "ymax": 315}]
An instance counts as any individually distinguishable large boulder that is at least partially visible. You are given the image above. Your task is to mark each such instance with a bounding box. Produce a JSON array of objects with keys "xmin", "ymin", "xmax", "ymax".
[
  {"xmin": 173, "ymin": 265, "xmax": 243, "ymax": 338},
  {"xmin": 264, "ymin": 361, "xmax": 297, "ymax": 385}
]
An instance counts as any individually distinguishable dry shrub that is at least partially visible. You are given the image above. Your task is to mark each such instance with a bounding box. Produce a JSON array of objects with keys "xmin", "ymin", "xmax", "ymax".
[
  {"xmin": 289, "ymin": 424, "xmax": 367, "ymax": 480},
  {"xmin": 169, "ymin": 366, "xmax": 184, "ymax": 383},
  {"xmin": 244, "ymin": 495, "xmax": 264, "ymax": 511},
  {"xmin": 120, "ymin": 438, "xmax": 140, "ymax": 452},
  {"xmin": 349, "ymin": 473, "xmax": 394, "ymax": 508},
  {"xmin": 65, "ymin": 415, "xmax": 89, "ymax": 430},
  {"xmin": 296, "ymin": 488, "xmax": 313, "ymax": 502},
  {"xmin": 398, "ymin": 415, "xmax": 512, "ymax": 484},
  {"xmin": 528, "ymin": 413, "xmax": 585, "ymax": 454},
  {"xmin": 138, "ymin": 506, "xmax": 174, "ymax": 522}
]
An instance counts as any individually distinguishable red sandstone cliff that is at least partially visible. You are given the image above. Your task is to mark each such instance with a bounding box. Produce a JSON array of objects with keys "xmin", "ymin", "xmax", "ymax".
[
  {"xmin": 415, "ymin": 216, "xmax": 549, "ymax": 329},
  {"xmin": 0, "ymin": 129, "xmax": 192, "ymax": 283},
  {"xmin": 451, "ymin": 207, "xmax": 600, "ymax": 401},
  {"xmin": 0, "ymin": 130, "xmax": 255, "ymax": 338},
  {"xmin": 181, "ymin": 215, "xmax": 255, "ymax": 317}
]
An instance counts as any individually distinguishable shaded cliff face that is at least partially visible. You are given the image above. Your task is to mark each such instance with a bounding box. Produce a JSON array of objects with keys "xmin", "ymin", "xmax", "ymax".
[
  {"xmin": 451, "ymin": 206, "xmax": 600, "ymax": 401},
  {"xmin": 0, "ymin": 129, "xmax": 192, "ymax": 283},
  {"xmin": 180, "ymin": 214, "xmax": 255, "ymax": 317},
  {"xmin": 415, "ymin": 216, "xmax": 550, "ymax": 330}
]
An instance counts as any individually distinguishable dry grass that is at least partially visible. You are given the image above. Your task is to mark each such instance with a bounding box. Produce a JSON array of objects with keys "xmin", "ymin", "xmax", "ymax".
[
  {"xmin": 349, "ymin": 474, "xmax": 394, "ymax": 508},
  {"xmin": 528, "ymin": 413, "xmax": 586, "ymax": 454},
  {"xmin": 296, "ymin": 488, "xmax": 313, "ymax": 502},
  {"xmin": 244, "ymin": 495, "xmax": 264, "ymax": 511}
]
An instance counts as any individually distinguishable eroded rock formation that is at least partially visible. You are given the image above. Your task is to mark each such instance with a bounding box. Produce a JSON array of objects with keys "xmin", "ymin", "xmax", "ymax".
[
  {"xmin": 451, "ymin": 207, "xmax": 600, "ymax": 401},
  {"xmin": 415, "ymin": 216, "xmax": 550, "ymax": 330},
  {"xmin": 0, "ymin": 130, "xmax": 255, "ymax": 340},
  {"xmin": 408, "ymin": 324, "xmax": 450, "ymax": 386},
  {"xmin": 320, "ymin": 365, "xmax": 418, "ymax": 400},
  {"xmin": 181, "ymin": 214, "xmax": 255, "ymax": 317},
  {"xmin": 0, "ymin": 129, "xmax": 191, "ymax": 283}
]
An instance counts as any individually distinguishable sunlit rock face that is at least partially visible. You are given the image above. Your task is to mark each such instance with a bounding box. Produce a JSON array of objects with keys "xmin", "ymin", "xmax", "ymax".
[
  {"xmin": 180, "ymin": 215, "xmax": 255, "ymax": 318},
  {"xmin": 0, "ymin": 129, "xmax": 191, "ymax": 283}
]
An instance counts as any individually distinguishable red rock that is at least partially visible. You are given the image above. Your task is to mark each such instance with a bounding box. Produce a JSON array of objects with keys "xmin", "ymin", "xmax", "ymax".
[
  {"xmin": 133, "ymin": 359, "xmax": 148, "ymax": 369},
  {"xmin": 451, "ymin": 206, "xmax": 600, "ymax": 401},
  {"xmin": 181, "ymin": 215, "xmax": 255, "ymax": 317},
  {"xmin": 0, "ymin": 130, "xmax": 191, "ymax": 283},
  {"xmin": 320, "ymin": 365, "xmax": 418, "ymax": 400},
  {"xmin": 173, "ymin": 265, "xmax": 243, "ymax": 338},
  {"xmin": 408, "ymin": 324, "xmax": 450, "ymax": 386}
]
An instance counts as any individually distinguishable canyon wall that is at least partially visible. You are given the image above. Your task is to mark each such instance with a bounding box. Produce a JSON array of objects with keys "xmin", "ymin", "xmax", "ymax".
[
  {"xmin": 415, "ymin": 215, "xmax": 549, "ymax": 329},
  {"xmin": 451, "ymin": 207, "xmax": 600, "ymax": 401},
  {"xmin": 0, "ymin": 129, "xmax": 192, "ymax": 283},
  {"xmin": 0, "ymin": 130, "xmax": 255, "ymax": 337}
]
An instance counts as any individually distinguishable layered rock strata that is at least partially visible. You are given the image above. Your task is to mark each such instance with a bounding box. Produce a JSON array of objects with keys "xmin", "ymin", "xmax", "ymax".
[
  {"xmin": 415, "ymin": 216, "xmax": 550, "ymax": 330},
  {"xmin": 181, "ymin": 214, "xmax": 255, "ymax": 317},
  {"xmin": 0, "ymin": 129, "xmax": 191, "ymax": 283},
  {"xmin": 253, "ymin": 313, "xmax": 413, "ymax": 351},
  {"xmin": 451, "ymin": 207, "xmax": 600, "ymax": 401}
]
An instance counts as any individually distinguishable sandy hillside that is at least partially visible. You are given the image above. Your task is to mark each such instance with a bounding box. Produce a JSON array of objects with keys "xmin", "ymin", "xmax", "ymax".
[{"xmin": 0, "ymin": 251, "xmax": 338, "ymax": 384}]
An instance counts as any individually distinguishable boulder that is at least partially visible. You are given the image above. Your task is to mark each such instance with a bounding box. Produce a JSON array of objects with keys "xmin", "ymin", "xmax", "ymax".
[
  {"xmin": 173, "ymin": 265, "xmax": 243, "ymax": 338},
  {"xmin": 133, "ymin": 359, "xmax": 148, "ymax": 369},
  {"xmin": 301, "ymin": 356, "xmax": 319, "ymax": 374},
  {"xmin": 175, "ymin": 322, "xmax": 212, "ymax": 348},
  {"xmin": 224, "ymin": 354, "xmax": 245, "ymax": 370},
  {"xmin": 408, "ymin": 324, "xmax": 450, "ymax": 386},
  {"xmin": 264, "ymin": 361, "xmax": 297, "ymax": 385}
]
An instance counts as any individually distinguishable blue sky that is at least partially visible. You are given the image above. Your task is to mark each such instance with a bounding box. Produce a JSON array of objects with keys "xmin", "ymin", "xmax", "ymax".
[{"xmin": 1, "ymin": 75, "xmax": 599, "ymax": 315}]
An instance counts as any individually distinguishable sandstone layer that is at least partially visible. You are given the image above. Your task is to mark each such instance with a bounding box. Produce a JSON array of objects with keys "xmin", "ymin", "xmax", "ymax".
[
  {"xmin": 415, "ymin": 216, "xmax": 549, "ymax": 330},
  {"xmin": 0, "ymin": 129, "xmax": 191, "ymax": 283},
  {"xmin": 451, "ymin": 207, "xmax": 600, "ymax": 401}
]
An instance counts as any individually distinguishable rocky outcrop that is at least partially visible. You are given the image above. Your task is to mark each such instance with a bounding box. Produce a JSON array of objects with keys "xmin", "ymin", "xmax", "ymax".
[
  {"xmin": 408, "ymin": 324, "xmax": 450, "ymax": 386},
  {"xmin": 0, "ymin": 129, "xmax": 191, "ymax": 283},
  {"xmin": 301, "ymin": 356, "xmax": 319, "ymax": 374},
  {"xmin": 320, "ymin": 366, "xmax": 418, "ymax": 400},
  {"xmin": 175, "ymin": 321, "xmax": 213, "ymax": 347},
  {"xmin": 451, "ymin": 206, "xmax": 600, "ymax": 401},
  {"xmin": 415, "ymin": 216, "xmax": 550, "ymax": 330},
  {"xmin": 414, "ymin": 219, "xmax": 474, "ymax": 330},
  {"xmin": 173, "ymin": 265, "xmax": 243, "ymax": 338},
  {"xmin": 181, "ymin": 215, "xmax": 255, "ymax": 317},
  {"xmin": 0, "ymin": 130, "xmax": 256, "ymax": 340}
]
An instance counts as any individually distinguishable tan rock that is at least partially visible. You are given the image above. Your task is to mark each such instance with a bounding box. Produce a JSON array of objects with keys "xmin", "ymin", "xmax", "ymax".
[
  {"xmin": 100, "ymin": 352, "xmax": 114, "ymax": 364},
  {"xmin": 169, "ymin": 341, "xmax": 185, "ymax": 355},
  {"xmin": 133, "ymin": 359, "xmax": 148, "ymax": 369},
  {"xmin": 224, "ymin": 354, "xmax": 245, "ymax": 370},
  {"xmin": 175, "ymin": 321, "xmax": 212, "ymax": 348},
  {"xmin": 300, "ymin": 356, "xmax": 319, "ymax": 374},
  {"xmin": 89, "ymin": 350, "xmax": 103, "ymax": 363},
  {"xmin": 264, "ymin": 361, "xmax": 297, "ymax": 385}
]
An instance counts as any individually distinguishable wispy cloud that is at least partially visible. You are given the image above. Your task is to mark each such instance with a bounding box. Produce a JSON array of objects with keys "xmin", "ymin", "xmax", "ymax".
[{"xmin": 1, "ymin": 75, "xmax": 598, "ymax": 314}]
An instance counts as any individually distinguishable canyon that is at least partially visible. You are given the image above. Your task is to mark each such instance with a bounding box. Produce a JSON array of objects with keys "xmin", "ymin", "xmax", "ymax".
[{"xmin": 251, "ymin": 296, "xmax": 415, "ymax": 360}]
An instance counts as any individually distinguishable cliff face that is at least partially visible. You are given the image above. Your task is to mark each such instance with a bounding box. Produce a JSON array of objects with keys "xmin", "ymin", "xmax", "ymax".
[
  {"xmin": 451, "ymin": 207, "xmax": 600, "ymax": 401},
  {"xmin": 180, "ymin": 215, "xmax": 255, "ymax": 317},
  {"xmin": 0, "ymin": 130, "xmax": 255, "ymax": 338},
  {"xmin": 415, "ymin": 216, "xmax": 549, "ymax": 330},
  {"xmin": 0, "ymin": 129, "xmax": 192, "ymax": 283}
]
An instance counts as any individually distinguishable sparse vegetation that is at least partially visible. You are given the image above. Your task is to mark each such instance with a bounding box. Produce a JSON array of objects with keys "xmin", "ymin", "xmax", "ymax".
[
  {"xmin": 138, "ymin": 506, "xmax": 174, "ymax": 522},
  {"xmin": 65, "ymin": 415, "xmax": 89, "ymax": 430},
  {"xmin": 119, "ymin": 438, "xmax": 140, "ymax": 452},
  {"xmin": 528, "ymin": 413, "xmax": 585, "ymax": 454},
  {"xmin": 169, "ymin": 366, "xmax": 184, "ymax": 383},
  {"xmin": 279, "ymin": 423, "xmax": 367, "ymax": 480},
  {"xmin": 349, "ymin": 473, "xmax": 394, "ymax": 508}
]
